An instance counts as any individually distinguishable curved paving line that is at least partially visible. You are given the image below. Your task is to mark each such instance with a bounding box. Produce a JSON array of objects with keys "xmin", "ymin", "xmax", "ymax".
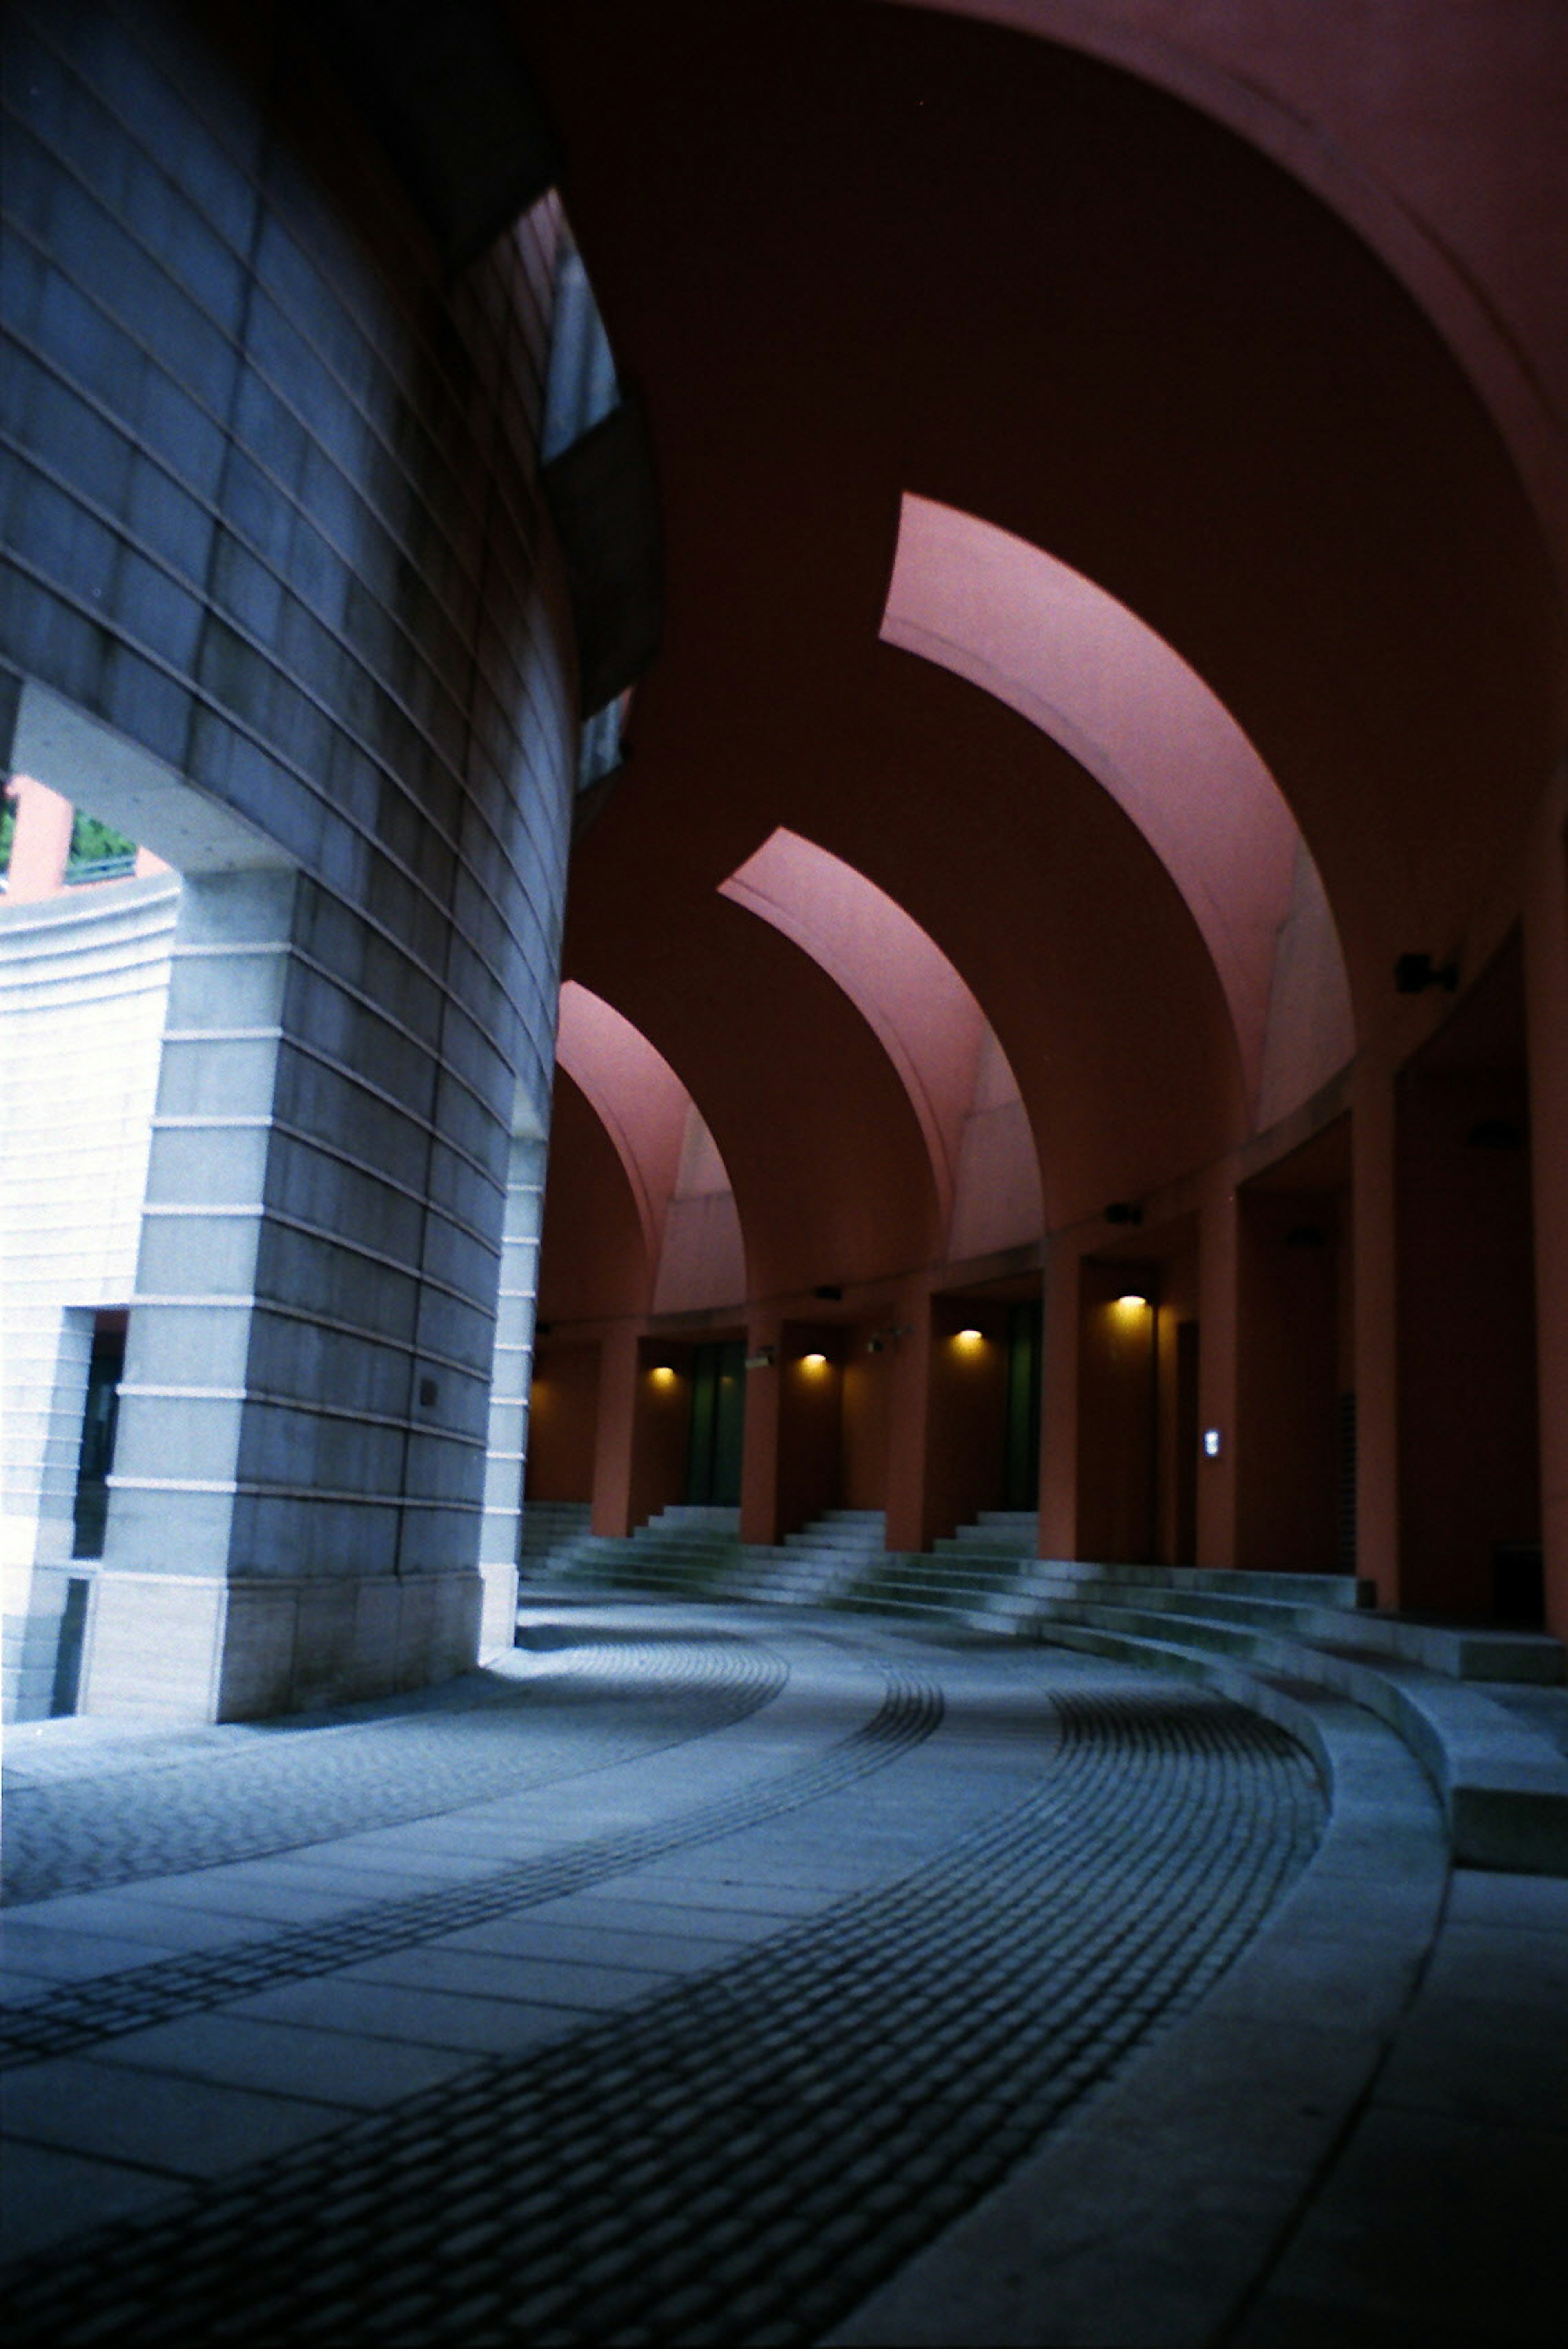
[
  {"xmin": 0, "ymin": 1636, "xmax": 787, "ymax": 1908},
  {"xmin": 0, "ymin": 1685, "xmax": 1324, "ymax": 2345},
  {"xmin": 0, "ymin": 1668, "xmax": 942, "ymax": 2067}
]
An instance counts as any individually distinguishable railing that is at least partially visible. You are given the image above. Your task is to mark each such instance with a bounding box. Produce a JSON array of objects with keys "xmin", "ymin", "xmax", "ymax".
[{"xmin": 63, "ymin": 854, "xmax": 138, "ymax": 885}]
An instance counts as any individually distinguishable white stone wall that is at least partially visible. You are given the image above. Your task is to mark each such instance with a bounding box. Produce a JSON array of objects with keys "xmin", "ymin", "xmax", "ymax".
[{"xmin": 0, "ymin": 875, "xmax": 178, "ymax": 1717}]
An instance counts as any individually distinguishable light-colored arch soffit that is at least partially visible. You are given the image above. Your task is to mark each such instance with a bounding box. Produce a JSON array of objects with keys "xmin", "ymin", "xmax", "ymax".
[
  {"xmin": 881, "ymin": 493, "xmax": 1355, "ymax": 1127},
  {"xmin": 554, "ymin": 982, "xmax": 745, "ymax": 1313},
  {"xmin": 721, "ymin": 827, "xmax": 1044, "ymax": 1259}
]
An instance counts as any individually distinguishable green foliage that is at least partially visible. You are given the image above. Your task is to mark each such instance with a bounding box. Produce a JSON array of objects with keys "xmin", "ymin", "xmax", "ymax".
[
  {"xmin": 68, "ymin": 810, "xmax": 137, "ymax": 866},
  {"xmin": 0, "ymin": 790, "xmax": 15, "ymax": 876}
]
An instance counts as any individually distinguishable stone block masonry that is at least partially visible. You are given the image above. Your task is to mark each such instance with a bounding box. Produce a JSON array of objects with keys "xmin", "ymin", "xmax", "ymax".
[{"xmin": 0, "ymin": 0, "xmax": 578, "ymax": 1716}]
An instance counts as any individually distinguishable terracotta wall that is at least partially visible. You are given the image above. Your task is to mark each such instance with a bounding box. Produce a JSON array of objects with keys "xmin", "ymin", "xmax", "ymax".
[
  {"xmin": 524, "ymin": 1343, "xmax": 601, "ymax": 1503},
  {"xmin": 842, "ymin": 1331, "xmax": 894, "ymax": 1514},
  {"xmin": 922, "ymin": 1300, "xmax": 1009, "ymax": 1546},
  {"xmin": 774, "ymin": 1323, "xmax": 846, "ymax": 1539},
  {"xmin": 1236, "ymin": 1191, "xmax": 1344, "ymax": 1574},
  {"xmin": 1397, "ymin": 1067, "xmax": 1540, "ymax": 1617},
  {"xmin": 626, "ymin": 1343, "xmax": 696, "ymax": 1532},
  {"xmin": 1152, "ymin": 1242, "xmax": 1199, "ymax": 1569},
  {"xmin": 1077, "ymin": 1266, "xmax": 1160, "ymax": 1562}
]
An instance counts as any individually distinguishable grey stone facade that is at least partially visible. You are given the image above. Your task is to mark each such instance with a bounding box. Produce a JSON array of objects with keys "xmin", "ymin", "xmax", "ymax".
[{"xmin": 0, "ymin": 0, "xmax": 577, "ymax": 1716}]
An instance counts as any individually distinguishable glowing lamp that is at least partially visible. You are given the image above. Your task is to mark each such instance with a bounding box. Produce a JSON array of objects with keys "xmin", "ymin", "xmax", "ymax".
[{"xmin": 800, "ymin": 1352, "xmax": 829, "ymax": 1370}]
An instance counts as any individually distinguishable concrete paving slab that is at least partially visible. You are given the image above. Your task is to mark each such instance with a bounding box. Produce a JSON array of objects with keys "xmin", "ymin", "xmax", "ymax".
[
  {"xmin": 0, "ymin": 2055, "xmax": 352, "ymax": 2176},
  {"xmin": 600, "ymin": 1868, "xmax": 841, "ymax": 1915},
  {"xmin": 0, "ymin": 1966, "xmax": 59, "ymax": 2005},
  {"xmin": 0, "ymin": 1921, "xmax": 185, "ymax": 1981},
  {"xmin": 4, "ymin": 1890, "xmax": 272, "ymax": 1953},
  {"xmin": 1421, "ymin": 1918, "xmax": 1568, "ymax": 2007},
  {"xmin": 432, "ymin": 1915, "xmax": 745, "ymax": 1973},
  {"xmin": 339, "ymin": 1944, "xmax": 672, "ymax": 2010},
  {"xmin": 85, "ymin": 2010, "xmax": 475, "ymax": 2108},
  {"xmin": 1443, "ymin": 1867, "xmax": 1568, "ymax": 1931},
  {"xmin": 1240, "ymin": 2108, "xmax": 1568, "ymax": 2345},
  {"xmin": 1375, "ymin": 1992, "xmax": 1568, "ymax": 2130},
  {"xmin": 524, "ymin": 1892, "xmax": 796, "ymax": 1944},
  {"xmin": 226, "ymin": 1974, "xmax": 588, "ymax": 2054},
  {"xmin": 0, "ymin": 2139, "xmax": 185, "ymax": 2265},
  {"xmin": 4, "ymin": 1605, "xmax": 1555, "ymax": 2347},
  {"xmin": 55, "ymin": 1870, "xmax": 357, "ymax": 1926}
]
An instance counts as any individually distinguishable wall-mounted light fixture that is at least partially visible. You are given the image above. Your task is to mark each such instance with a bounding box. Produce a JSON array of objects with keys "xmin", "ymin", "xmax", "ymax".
[
  {"xmin": 1114, "ymin": 1289, "xmax": 1150, "ymax": 1310},
  {"xmin": 866, "ymin": 1324, "xmax": 913, "ymax": 1354},
  {"xmin": 744, "ymin": 1346, "xmax": 777, "ymax": 1371},
  {"xmin": 649, "ymin": 1364, "xmax": 677, "ymax": 1388},
  {"xmin": 1203, "ymin": 1427, "xmax": 1223, "ymax": 1459},
  {"xmin": 953, "ymin": 1327, "xmax": 985, "ymax": 1351},
  {"xmin": 1394, "ymin": 951, "xmax": 1459, "ymax": 995}
]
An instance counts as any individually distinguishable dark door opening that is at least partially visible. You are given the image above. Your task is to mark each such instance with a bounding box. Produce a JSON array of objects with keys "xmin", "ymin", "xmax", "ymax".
[
  {"xmin": 685, "ymin": 1340, "xmax": 745, "ymax": 1505},
  {"xmin": 72, "ymin": 1316, "xmax": 126, "ymax": 1558},
  {"xmin": 1004, "ymin": 1299, "xmax": 1042, "ymax": 1510}
]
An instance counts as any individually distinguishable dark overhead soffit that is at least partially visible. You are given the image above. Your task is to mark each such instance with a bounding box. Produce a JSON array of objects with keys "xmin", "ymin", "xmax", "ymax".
[
  {"xmin": 301, "ymin": 0, "xmax": 561, "ymax": 271},
  {"xmin": 543, "ymin": 388, "xmax": 665, "ymax": 719}
]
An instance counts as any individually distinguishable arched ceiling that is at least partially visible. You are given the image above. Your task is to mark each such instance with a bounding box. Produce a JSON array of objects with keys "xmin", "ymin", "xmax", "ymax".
[
  {"xmin": 886, "ymin": 0, "xmax": 1568, "ymax": 599},
  {"xmin": 553, "ymin": 981, "xmax": 746, "ymax": 1314},
  {"xmin": 722, "ymin": 824, "xmax": 1043, "ymax": 1252},
  {"xmin": 516, "ymin": 0, "xmax": 1564, "ymax": 1251},
  {"xmin": 881, "ymin": 493, "xmax": 1354, "ymax": 1117}
]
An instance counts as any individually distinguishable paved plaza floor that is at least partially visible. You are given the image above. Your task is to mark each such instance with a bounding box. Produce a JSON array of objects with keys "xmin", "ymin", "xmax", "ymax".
[{"xmin": 1, "ymin": 1608, "xmax": 1563, "ymax": 2343}]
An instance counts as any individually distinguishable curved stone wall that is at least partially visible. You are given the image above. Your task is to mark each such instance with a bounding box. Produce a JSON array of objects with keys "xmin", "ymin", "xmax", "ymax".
[
  {"xmin": 0, "ymin": 0, "xmax": 577, "ymax": 1714},
  {"xmin": 0, "ymin": 876, "xmax": 178, "ymax": 1716}
]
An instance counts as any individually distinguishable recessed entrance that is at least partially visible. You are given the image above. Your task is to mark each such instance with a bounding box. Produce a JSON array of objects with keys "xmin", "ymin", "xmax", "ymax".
[{"xmin": 685, "ymin": 1340, "xmax": 746, "ymax": 1506}]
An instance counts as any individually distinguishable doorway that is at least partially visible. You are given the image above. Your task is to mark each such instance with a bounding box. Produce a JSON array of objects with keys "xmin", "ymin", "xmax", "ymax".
[
  {"xmin": 1004, "ymin": 1298, "xmax": 1042, "ymax": 1510},
  {"xmin": 685, "ymin": 1340, "xmax": 746, "ymax": 1505},
  {"xmin": 72, "ymin": 1312, "xmax": 127, "ymax": 1559}
]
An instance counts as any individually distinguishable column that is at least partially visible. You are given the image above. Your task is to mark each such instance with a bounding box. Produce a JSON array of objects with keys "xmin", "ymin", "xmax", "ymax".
[
  {"xmin": 81, "ymin": 867, "xmax": 296, "ymax": 1718},
  {"xmin": 1523, "ymin": 769, "xmax": 1568, "ymax": 1640},
  {"xmin": 1038, "ymin": 1235, "xmax": 1080, "ymax": 1561},
  {"xmin": 1196, "ymin": 1166, "xmax": 1241, "ymax": 1569},
  {"xmin": 477, "ymin": 1131, "xmax": 548, "ymax": 1651},
  {"xmin": 1350, "ymin": 1051, "xmax": 1401, "ymax": 1606}
]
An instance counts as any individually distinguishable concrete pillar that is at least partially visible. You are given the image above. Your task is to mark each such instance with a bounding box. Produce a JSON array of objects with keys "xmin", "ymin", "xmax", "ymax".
[
  {"xmin": 1196, "ymin": 1167, "xmax": 1240, "ymax": 1569},
  {"xmin": 590, "ymin": 1329, "xmax": 693, "ymax": 1537},
  {"xmin": 592, "ymin": 1328, "xmax": 640, "ymax": 1538},
  {"xmin": 83, "ymin": 867, "xmax": 298, "ymax": 1718},
  {"xmin": 883, "ymin": 1279, "xmax": 934, "ymax": 1554},
  {"xmin": 1351, "ymin": 1052, "xmax": 1401, "ymax": 1606},
  {"xmin": 1038, "ymin": 1234, "xmax": 1080, "ymax": 1561},
  {"xmin": 477, "ymin": 1132, "xmax": 548, "ymax": 1652},
  {"xmin": 1523, "ymin": 769, "xmax": 1568, "ymax": 1640},
  {"xmin": 739, "ymin": 1307, "xmax": 783, "ymax": 1546}
]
